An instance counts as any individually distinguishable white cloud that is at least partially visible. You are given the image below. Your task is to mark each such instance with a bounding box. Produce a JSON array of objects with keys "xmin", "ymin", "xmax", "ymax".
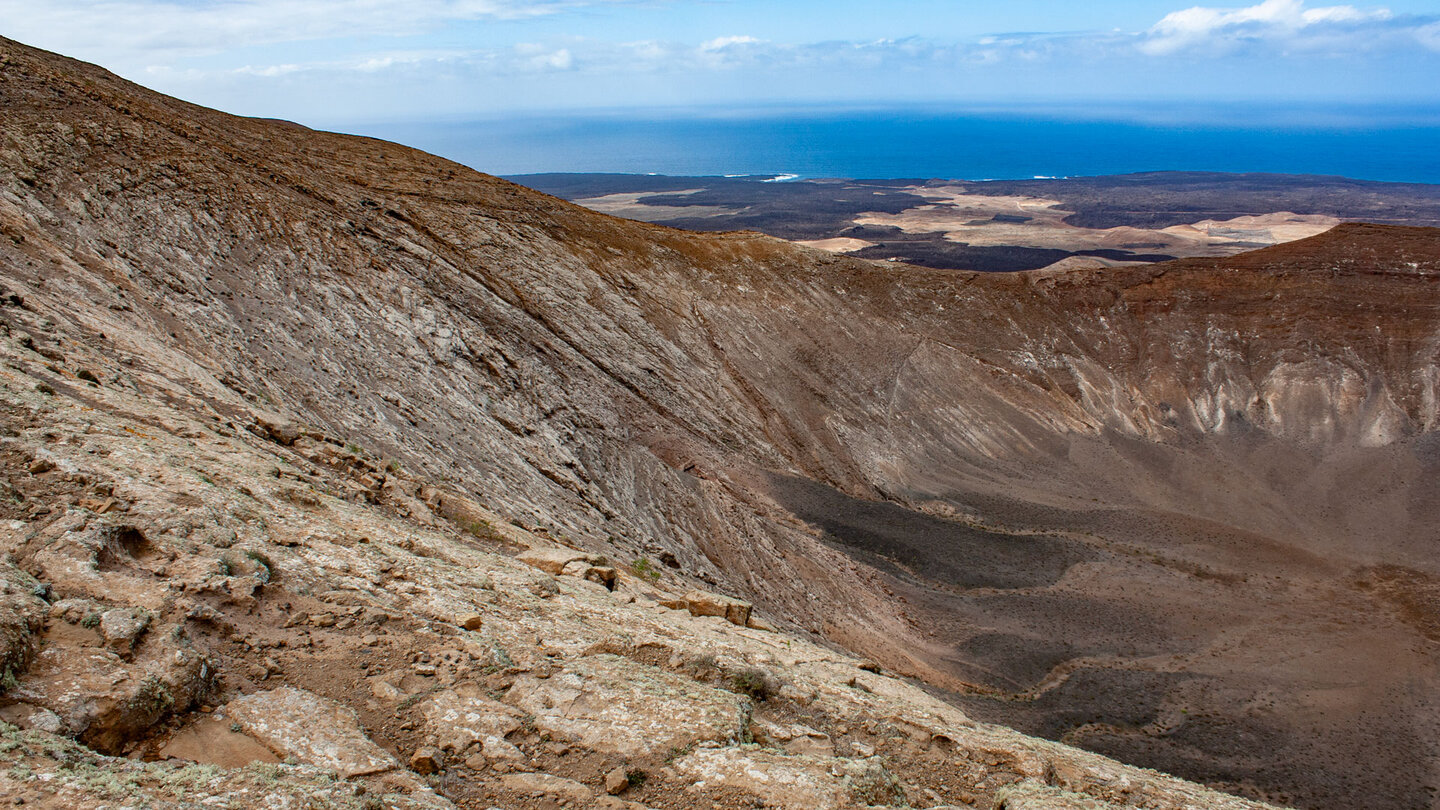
[
  {"xmin": 0, "ymin": 0, "xmax": 641, "ymax": 62},
  {"xmin": 1418, "ymin": 21, "xmax": 1440, "ymax": 51},
  {"xmin": 9, "ymin": 0, "xmax": 1434, "ymax": 120},
  {"xmin": 167, "ymin": 12, "xmax": 1440, "ymax": 90},
  {"xmin": 1141, "ymin": 0, "xmax": 1394, "ymax": 55},
  {"xmin": 700, "ymin": 35, "xmax": 762, "ymax": 51},
  {"xmin": 234, "ymin": 63, "xmax": 304, "ymax": 77}
]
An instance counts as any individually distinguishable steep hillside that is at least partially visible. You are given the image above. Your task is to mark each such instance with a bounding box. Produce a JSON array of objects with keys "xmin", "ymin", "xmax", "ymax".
[{"xmin": 2, "ymin": 36, "xmax": 1439, "ymax": 809}]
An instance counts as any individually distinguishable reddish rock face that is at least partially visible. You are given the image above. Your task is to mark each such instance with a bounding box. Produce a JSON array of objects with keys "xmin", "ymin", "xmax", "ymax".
[{"xmin": 2, "ymin": 34, "xmax": 1440, "ymax": 810}]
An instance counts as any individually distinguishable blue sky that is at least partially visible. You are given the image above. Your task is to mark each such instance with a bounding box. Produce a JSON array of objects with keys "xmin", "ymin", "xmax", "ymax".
[{"xmin": 3, "ymin": 0, "xmax": 1439, "ymax": 125}]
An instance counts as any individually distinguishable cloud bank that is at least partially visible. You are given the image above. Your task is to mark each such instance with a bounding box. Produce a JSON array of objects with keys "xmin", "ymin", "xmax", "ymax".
[
  {"xmin": 0, "ymin": 0, "xmax": 642, "ymax": 59},
  {"xmin": 2, "ymin": 0, "xmax": 1435, "ymax": 119}
]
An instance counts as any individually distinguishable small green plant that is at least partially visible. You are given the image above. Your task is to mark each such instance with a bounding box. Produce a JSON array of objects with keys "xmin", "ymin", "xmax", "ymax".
[
  {"xmin": 627, "ymin": 769, "xmax": 649, "ymax": 789},
  {"xmin": 345, "ymin": 442, "xmax": 363, "ymax": 456},
  {"xmin": 664, "ymin": 742, "xmax": 696, "ymax": 764},
  {"xmin": 460, "ymin": 518, "xmax": 504, "ymax": 543},
  {"xmin": 81, "ymin": 612, "xmax": 101, "ymax": 629},
  {"xmin": 230, "ymin": 722, "xmax": 243, "ymax": 733},
  {"xmin": 729, "ymin": 667, "xmax": 775, "ymax": 702},
  {"xmin": 630, "ymin": 557, "xmax": 661, "ymax": 582},
  {"xmin": 385, "ymin": 459, "xmax": 402, "ymax": 473}
]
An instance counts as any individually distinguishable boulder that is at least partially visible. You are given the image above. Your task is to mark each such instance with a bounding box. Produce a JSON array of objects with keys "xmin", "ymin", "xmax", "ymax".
[
  {"xmin": 419, "ymin": 685, "xmax": 526, "ymax": 756},
  {"xmin": 518, "ymin": 547, "xmax": 597, "ymax": 575},
  {"xmin": 505, "ymin": 654, "xmax": 748, "ymax": 759},
  {"xmin": 752, "ymin": 718, "xmax": 835, "ymax": 758},
  {"xmin": 0, "ymin": 563, "xmax": 49, "ymax": 684},
  {"xmin": 680, "ymin": 589, "xmax": 753, "ymax": 627},
  {"xmin": 673, "ymin": 747, "xmax": 851, "ymax": 809},
  {"xmin": 674, "ymin": 748, "xmax": 905, "ymax": 810},
  {"xmin": 9, "ymin": 632, "xmax": 209, "ymax": 753},
  {"xmin": 97, "ymin": 607, "xmax": 150, "ymax": 657},
  {"xmin": 585, "ymin": 566, "xmax": 618, "ymax": 590},
  {"xmin": 500, "ymin": 772, "xmax": 595, "ymax": 804},
  {"xmin": 409, "ymin": 746, "xmax": 444, "ymax": 775}
]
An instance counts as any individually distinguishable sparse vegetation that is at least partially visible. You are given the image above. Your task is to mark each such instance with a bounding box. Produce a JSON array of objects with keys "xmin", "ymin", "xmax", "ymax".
[
  {"xmin": 81, "ymin": 612, "xmax": 101, "ymax": 629},
  {"xmin": 729, "ymin": 667, "xmax": 776, "ymax": 702},
  {"xmin": 630, "ymin": 556, "xmax": 661, "ymax": 582},
  {"xmin": 664, "ymin": 742, "xmax": 696, "ymax": 764},
  {"xmin": 459, "ymin": 518, "xmax": 504, "ymax": 543},
  {"xmin": 128, "ymin": 675, "xmax": 174, "ymax": 718}
]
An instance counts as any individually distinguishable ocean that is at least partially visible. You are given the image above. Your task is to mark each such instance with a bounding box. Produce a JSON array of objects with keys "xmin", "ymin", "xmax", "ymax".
[{"xmin": 347, "ymin": 104, "xmax": 1440, "ymax": 184}]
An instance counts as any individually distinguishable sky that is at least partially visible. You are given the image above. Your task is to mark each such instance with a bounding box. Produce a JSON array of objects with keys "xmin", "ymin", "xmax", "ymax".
[{"xmin": 2, "ymin": 0, "xmax": 1439, "ymax": 126}]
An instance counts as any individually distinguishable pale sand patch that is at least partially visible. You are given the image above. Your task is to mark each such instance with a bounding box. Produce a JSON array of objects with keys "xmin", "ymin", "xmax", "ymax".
[
  {"xmin": 854, "ymin": 186, "xmax": 1341, "ymax": 258},
  {"xmin": 573, "ymin": 190, "xmax": 746, "ymax": 222},
  {"xmin": 1031, "ymin": 255, "xmax": 1152, "ymax": 275},
  {"xmin": 793, "ymin": 237, "xmax": 877, "ymax": 253},
  {"xmin": 1159, "ymin": 212, "xmax": 1342, "ymax": 244}
]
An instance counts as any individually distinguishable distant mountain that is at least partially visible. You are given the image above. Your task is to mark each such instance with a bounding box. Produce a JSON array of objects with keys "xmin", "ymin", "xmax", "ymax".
[{"xmin": 3, "ymin": 35, "xmax": 1439, "ymax": 810}]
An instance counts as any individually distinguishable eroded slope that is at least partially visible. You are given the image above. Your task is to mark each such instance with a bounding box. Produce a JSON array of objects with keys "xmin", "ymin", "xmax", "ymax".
[{"xmin": 2, "ymin": 36, "xmax": 1440, "ymax": 808}]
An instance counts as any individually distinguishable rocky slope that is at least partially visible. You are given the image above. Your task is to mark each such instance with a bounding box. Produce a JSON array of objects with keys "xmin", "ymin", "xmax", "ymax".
[
  {"xmin": 1, "ymin": 35, "xmax": 1439, "ymax": 809},
  {"xmin": 0, "ymin": 335, "xmax": 1279, "ymax": 809}
]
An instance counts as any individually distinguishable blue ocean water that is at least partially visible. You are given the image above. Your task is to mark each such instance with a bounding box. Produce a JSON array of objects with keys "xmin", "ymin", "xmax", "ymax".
[{"xmin": 349, "ymin": 105, "xmax": 1440, "ymax": 184}]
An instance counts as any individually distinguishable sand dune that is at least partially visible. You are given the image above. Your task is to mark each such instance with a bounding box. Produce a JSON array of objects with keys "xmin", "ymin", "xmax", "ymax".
[
  {"xmin": 854, "ymin": 186, "xmax": 1339, "ymax": 257},
  {"xmin": 793, "ymin": 237, "xmax": 877, "ymax": 253}
]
